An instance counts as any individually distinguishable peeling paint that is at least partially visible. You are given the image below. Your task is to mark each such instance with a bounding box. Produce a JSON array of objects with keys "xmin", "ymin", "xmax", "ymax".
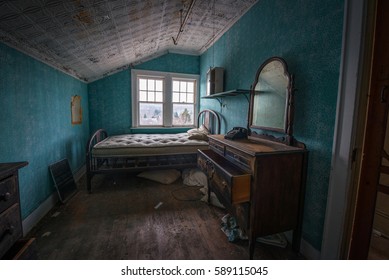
[{"xmin": 73, "ymin": 10, "xmax": 94, "ymax": 25}]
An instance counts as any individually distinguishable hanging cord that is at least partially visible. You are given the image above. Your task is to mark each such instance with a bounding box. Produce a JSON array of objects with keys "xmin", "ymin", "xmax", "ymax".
[
  {"xmin": 172, "ymin": 0, "xmax": 197, "ymax": 45},
  {"xmin": 212, "ymin": 0, "xmax": 215, "ymax": 68}
]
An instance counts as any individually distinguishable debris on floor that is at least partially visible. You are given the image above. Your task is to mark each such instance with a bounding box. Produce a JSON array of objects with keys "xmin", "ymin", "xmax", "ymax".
[
  {"xmin": 182, "ymin": 168, "xmax": 208, "ymax": 187},
  {"xmin": 199, "ymin": 187, "xmax": 225, "ymax": 208},
  {"xmin": 51, "ymin": 211, "xmax": 60, "ymax": 217},
  {"xmin": 154, "ymin": 201, "xmax": 163, "ymax": 209},
  {"xmin": 41, "ymin": 232, "xmax": 51, "ymax": 237},
  {"xmin": 220, "ymin": 214, "xmax": 247, "ymax": 242},
  {"xmin": 256, "ymin": 233, "xmax": 288, "ymax": 248}
]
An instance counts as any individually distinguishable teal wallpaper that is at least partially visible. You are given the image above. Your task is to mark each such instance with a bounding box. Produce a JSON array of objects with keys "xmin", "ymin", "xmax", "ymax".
[
  {"xmin": 200, "ymin": 0, "xmax": 344, "ymax": 250},
  {"xmin": 0, "ymin": 43, "xmax": 89, "ymax": 219},
  {"xmin": 88, "ymin": 53, "xmax": 200, "ymax": 135},
  {"xmin": 88, "ymin": 69, "xmax": 131, "ymax": 135},
  {"xmin": 0, "ymin": 0, "xmax": 344, "ymax": 253}
]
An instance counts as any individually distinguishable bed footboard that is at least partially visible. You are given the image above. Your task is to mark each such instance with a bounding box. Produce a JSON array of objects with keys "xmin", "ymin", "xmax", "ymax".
[{"xmin": 86, "ymin": 129, "xmax": 108, "ymax": 193}]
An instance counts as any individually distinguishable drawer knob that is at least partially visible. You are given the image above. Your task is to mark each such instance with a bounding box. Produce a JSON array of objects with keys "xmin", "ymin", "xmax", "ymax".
[
  {"xmin": 0, "ymin": 225, "xmax": 15, "ymax": 241},
  {"xmin": 0, "ymin": 192, "xmax": 11, "ymax": 201},
  {"xmin": 7, "ymin": 225, "xmax": 15, "ymax": 235}
]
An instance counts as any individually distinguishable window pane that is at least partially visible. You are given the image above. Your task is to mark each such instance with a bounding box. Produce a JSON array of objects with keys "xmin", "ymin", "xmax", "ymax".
[
  {"xmin": 148, "ymin": 79, "xmax": 155, "ymax": 91},
  {"xmin": 180, "ymin": 93, "xmax": 186, "ymax": 102},
  {"xmin": 139, "ymin": 79, "xmax": 147, "ymax": 90},
  {"xmin": 173, "ymin": 104, "xmax": 194, "ymax": 126},
  {"xmin": 139, "ymin": 91, "xmax": 147, "ymax": 101},
  {"xmin": 173, "ymin": 92, "xmax": 180, "ymax": 102},
  {"xmin": 173, "ymin": 80, "xmax": 180, "ymax": 92},
  {"xmin": 187, "ymin": 82, "xmax": 194, "ymax": 93},
  {"xmin": 155, "ymin": 91, "xmax": 163, "ymax": 102},
  {"xmin": 156, "ymin": 80, "xmax": 163, "ymax": 91},
  {"xmin": 147, "ymin": 92, "xmax": 155, "ymax": 101},
  {"xmin": 139, "ymin": 103, "xmax": 163, "ymax": 126},
  {"xmin": 187, "ymin": 93, "xmax": 194, "ymax": 103},
  {"xmin": 180, "ymin": 81, "xmax": 187, "ymax": 92}
]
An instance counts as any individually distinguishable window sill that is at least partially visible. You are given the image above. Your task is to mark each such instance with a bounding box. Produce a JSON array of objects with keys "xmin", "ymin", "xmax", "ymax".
[{"xmin": 129, "ymin": 127, "xmax": 193, "ymax": 134}]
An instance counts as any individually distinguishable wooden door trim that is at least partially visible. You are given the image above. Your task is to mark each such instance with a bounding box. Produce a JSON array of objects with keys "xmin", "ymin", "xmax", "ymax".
[{"xmin": 348, "ymin": 0, "xmax": 389, "ymax": 259}]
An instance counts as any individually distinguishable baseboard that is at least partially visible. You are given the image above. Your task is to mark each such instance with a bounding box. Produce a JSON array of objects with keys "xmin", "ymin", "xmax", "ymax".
[
  {"xmin": 22, "ymin": 192, "xmax": 59, "ymax": 237},
  {"xmin": 300, "ymin": 238, "xmax": 321, "ymax": 260},
  {"xmin": 22, "ymin": 164, "xmax": 86, "ymax": 236},
  {"xmin": 74, "ymin": 164, "xmax": 86, "ymax": 182}
]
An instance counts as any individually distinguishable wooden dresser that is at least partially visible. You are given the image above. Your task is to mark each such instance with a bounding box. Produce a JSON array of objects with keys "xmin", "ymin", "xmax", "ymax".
[
  {"xmin": 0, "ymin": 162, "xmax": 28, "ymax": 258},
  {"xmin": 198, "ymin": 135, "xmax": 307, "ymax": 259}
]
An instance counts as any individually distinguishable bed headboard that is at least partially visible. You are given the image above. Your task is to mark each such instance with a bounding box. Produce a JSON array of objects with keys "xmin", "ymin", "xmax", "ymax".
[{"xmin": 197, "ymin": 109, "xmax": 220, "ymax": 134}]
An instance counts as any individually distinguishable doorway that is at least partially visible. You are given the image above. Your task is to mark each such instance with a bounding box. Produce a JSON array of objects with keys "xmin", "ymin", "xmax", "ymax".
[{"xmin": 348, "ymin": 0, "xmax": 389, "ymax": 259}]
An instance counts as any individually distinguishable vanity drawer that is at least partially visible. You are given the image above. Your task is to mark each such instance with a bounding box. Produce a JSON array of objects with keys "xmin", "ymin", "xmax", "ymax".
[
  {"xmin": 0, "ymin": 203, "xmax": 23, "ymax": 258},
  {"xmin": 225, "ymin": 147, "xmax": 252, "ymax": 172},
  {"xmin": 0, "ymin": 175, "xmax": 18, "ymax": 214},
  {"xmin": 198, "ymin": 149, "xmax": 251, "ymax": 204},
  {"xmin": 209, "ymin": 138, "xmax": 225, "ymax": 156}
]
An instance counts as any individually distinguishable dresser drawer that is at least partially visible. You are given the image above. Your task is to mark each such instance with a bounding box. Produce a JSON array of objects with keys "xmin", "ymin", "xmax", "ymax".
[
  {"xmin": 225, "ymin": 146, "xmax": 253, "ymax": 172},
  {"xmin": 198, "ymin": 149, "xmax": 251, "ymax": 204},
  {"xmin": 0, "ymin": 203, "xmax": 23, "ymax": 258},
  {"xmin": 209, "ymin": 138, "xmax": 225, "ymax": 156},
  {"xmin": 0, "ymin": 175, "xmax": 19, "ymax": 214}
]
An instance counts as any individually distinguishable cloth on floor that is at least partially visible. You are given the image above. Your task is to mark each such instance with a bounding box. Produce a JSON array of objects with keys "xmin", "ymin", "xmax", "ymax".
[
  {"xmin": 182, "ymin": 168, "xmax": 208, "ymax": 187},
  {"xmin": 137, "ymin": 169, "xmax": 181, "ymax": 184},
  {"xmin": 256, "ymin": 233, "xmax": 288, "ymax": 248},
  {"xmin": 199, "ymin": 186, "xmax": 225, "ymax": 209},
  {"xmin": 221, "ymin": 214, "xmax": 247, "ymax": 242}
]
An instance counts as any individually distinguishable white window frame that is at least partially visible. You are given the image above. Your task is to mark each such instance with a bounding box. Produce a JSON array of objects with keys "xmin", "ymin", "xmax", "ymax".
[{"xmin": 131, "ymin": 69, "xmax": 199, "ymax": 128}]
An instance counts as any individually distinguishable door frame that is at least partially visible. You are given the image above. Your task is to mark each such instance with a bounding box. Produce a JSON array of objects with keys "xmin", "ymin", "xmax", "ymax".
[{"xmin": 320, "ymin": 0, "xmax": 377, "ymax": 259}]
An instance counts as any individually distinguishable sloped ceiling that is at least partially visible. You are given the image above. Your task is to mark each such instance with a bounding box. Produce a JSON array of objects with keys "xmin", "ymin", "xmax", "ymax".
[{"xmin": 0, "ymin": 0, "xmax": 257, "ymax": 82}]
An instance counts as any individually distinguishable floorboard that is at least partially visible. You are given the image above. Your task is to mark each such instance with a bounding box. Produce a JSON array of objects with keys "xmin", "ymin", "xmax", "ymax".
[{"xmin": 26, "ymin": 173, "xmax": 303, "ymax": 260}]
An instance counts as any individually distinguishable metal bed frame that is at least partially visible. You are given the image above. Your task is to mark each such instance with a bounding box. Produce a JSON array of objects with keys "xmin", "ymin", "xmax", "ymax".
[{"xmin": 85, "ymin": 109, "xmax": 220, "ymax": 192}]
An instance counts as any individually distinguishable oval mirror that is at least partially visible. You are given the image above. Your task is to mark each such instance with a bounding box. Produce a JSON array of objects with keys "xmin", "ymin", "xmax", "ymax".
[{"xmin": 249, "ymin": 57, "xmax": 294, "ymax": 144}]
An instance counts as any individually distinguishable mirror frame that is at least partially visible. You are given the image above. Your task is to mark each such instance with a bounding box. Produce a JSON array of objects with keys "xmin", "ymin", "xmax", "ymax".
[{"xmin": 248, "ymin": 57, "xmax": 295, "ymax": 145}]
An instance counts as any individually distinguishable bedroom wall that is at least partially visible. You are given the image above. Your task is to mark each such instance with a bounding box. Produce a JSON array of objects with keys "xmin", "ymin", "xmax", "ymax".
[
  {"xmin": 0, "ymin": 42, "xmax": 89, "ymax": 220},
  {"xmin": 88, "ymin": 53, "xmax": 200, "ymax": 135},
  {"xmin": 200, "ymin": 0, "xmax": 344, "ymax": 252}
]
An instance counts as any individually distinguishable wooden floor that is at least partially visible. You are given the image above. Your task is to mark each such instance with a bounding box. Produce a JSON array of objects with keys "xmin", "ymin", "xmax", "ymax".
[
  {"xmin": 26, "ymin": 173, "xmax": 303, "ymax": 260},
  {"xmin": 368, "ymin": 233, "xmax": 389, "ymax": 259}
]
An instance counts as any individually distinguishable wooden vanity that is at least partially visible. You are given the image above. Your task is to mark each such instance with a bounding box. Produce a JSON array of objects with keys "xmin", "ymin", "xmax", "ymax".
[
  {"xmin": 199, "ymin": 57, "xmax": 308, "ymax": 259},
  {"xmin": 198, "ymin": 135, "xmax": 307, "ymax": 259}
]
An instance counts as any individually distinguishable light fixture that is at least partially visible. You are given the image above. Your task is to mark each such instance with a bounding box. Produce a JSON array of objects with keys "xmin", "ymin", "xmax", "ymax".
[{"xmin": 172, "ymin": 0, "xmax": 197, "ymax": 45}]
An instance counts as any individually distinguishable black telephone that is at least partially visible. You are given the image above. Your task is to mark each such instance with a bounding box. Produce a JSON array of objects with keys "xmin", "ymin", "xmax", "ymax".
[{"xmin": 224, "ymin": 127, "xmax": 248, "ymax": 140}]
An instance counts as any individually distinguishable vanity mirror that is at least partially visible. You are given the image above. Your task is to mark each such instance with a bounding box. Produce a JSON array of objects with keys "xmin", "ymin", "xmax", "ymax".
[{"xmin": 248, "ymin": 57, "xmax": 295, "ymax": 145}]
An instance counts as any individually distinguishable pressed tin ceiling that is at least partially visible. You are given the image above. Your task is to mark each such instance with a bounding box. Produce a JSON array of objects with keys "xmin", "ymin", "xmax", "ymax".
[{"xmin": 0, "ymin": 0, "xmax": 258, "ymax": 82}]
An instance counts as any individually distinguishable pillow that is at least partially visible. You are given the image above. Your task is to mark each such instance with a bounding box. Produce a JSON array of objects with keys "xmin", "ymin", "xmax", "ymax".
[
  {"xmin": 188, "ymin": 132, "xmax": 208, "ymax": 141},
  {"xmin": 137, "ymin": 169, "xmax": 181, "ymax": 184},
  {"xmin": 187, "ymin": 125, "xmax": 210, "ymax": 140},
  {"xmin": 187, "ymin": 124, "xmax": 210, "ymax": 135}
]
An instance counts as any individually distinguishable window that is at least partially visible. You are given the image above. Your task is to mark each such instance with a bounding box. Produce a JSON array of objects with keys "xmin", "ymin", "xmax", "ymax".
[
  {"xmin": 131, "ymin": 70, "xmax": 199, "ymax": 128},
  {"xmin": 138, "ymin": 77, "xmax": 164, "ymax": 126}
]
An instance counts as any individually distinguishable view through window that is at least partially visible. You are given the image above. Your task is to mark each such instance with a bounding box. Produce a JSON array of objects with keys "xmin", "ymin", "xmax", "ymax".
[{"xmin": 132, "ymin": 70, "xmax": 198, "ymax": 128}]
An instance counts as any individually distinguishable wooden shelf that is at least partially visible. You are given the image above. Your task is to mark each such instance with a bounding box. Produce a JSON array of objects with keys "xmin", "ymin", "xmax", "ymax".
[
  {"xmin": 202, "ymin": 89, "xmax": 250, "ymax": 105},
  {"xmin": 202, "ymin": 89, "xmax": 250, "ymax": 99}
]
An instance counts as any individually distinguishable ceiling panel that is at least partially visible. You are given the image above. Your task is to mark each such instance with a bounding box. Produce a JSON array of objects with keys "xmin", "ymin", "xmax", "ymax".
[{"xmin": 0, "ymin": 0, "xmax": 258, "ymax": 82}]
